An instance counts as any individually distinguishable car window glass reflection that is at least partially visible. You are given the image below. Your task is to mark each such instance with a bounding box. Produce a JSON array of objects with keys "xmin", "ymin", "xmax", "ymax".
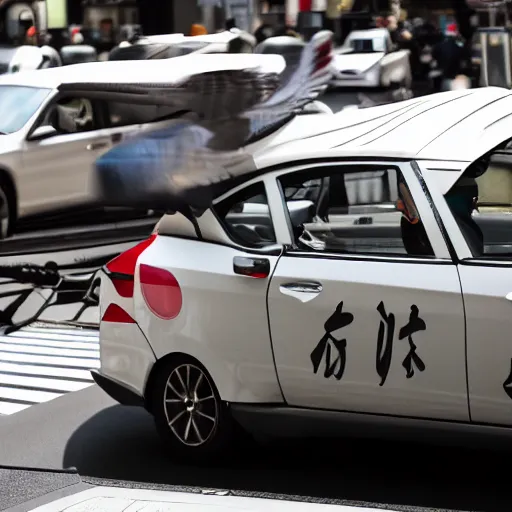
[
  {"xmin": 280, "ymin": 167, "xmax": 434, "ymax": 258},
  {"xmin": 0, "ymin": 85, "xmax": 50, "ymax": 134},
  {"xmin": 213, "ymin": 182, "xmax": 277, "ymax": 248}
]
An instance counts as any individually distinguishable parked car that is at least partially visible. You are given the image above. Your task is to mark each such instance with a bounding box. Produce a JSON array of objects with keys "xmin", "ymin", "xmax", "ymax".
[
  {"xmin": 93, "ymin": 85, "xmax": 512, "ymax": 460},
  {"xmin": 330, "ymin": 28, "xmax": 412, "ymax": 89},
  {"xmin": 0, "ymin": 52, "xmax": 291, "ymax": 238},
  {"xmin": 60, "ymin": 44, "xmax": 98, "ymax": 65}
]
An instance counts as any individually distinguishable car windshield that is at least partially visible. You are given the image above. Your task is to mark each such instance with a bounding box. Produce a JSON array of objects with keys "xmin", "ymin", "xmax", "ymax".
[
  {"xmin": 0, "ymin": 85, "xmax": 51, "ymax": 134},
  {"xmin": 346, "ymin": 36, "xmax": 386, "ymax": 53}
]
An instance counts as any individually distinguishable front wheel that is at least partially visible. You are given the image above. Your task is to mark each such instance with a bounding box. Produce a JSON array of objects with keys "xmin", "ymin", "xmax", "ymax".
[
  {"xmin": 152, "ymin": 355, "xmax": 236, "ymax": 463},
  {"xmin": 0, "ymin": 182, "xmax": 12, "ymax": 239}
]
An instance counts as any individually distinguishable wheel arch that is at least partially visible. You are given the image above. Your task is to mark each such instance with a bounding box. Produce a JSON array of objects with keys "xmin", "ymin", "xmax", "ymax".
[{"xmin": 144, "ymin": 351, "xmax": 213, "ymax": 414}]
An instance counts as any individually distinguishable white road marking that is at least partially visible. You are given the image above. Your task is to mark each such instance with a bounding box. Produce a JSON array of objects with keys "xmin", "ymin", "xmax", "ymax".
[{"xmin": 0, "ymin": 326, "xmax": 99, "ymax": 415}]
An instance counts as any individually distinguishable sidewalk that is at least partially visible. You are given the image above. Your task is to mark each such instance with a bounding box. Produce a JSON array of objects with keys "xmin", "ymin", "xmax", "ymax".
[{"xmin": 0, "ymin": 466, "xmax": 435, "ymax": 512}]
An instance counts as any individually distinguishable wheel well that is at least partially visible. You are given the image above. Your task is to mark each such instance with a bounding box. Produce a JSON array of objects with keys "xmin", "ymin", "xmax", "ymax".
[
  {"xmin": 0, "ymin": 168, "xmax": 17, "ymax": 228},
  {"xmin": 144, "ymin": 351, "xmax": 205, "ymax": 414}
]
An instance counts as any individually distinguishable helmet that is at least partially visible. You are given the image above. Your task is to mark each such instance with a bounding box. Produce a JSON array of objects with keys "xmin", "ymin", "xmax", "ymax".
[{"xmin": 445, "ymin": 23, "xmax": 458, "ymax": 37}]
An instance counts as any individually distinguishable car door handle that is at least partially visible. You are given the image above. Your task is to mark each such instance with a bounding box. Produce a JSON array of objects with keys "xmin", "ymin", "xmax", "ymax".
[
  {"xmin": 280, "ymin": 282, "xmax": 323, "ymax": 294},
  {"xmin": 86, "ymin": 141, "xmax": 109, "ymax": 151}
]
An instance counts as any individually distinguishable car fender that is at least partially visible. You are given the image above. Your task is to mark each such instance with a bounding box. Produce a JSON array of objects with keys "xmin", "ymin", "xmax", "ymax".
[{"xmin": 133, "ymin": 236, "xmax": 285, "ymax": 404}]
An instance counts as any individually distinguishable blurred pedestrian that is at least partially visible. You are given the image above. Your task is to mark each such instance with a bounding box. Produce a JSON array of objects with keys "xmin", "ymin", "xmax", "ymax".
[
  {"xmin": 254, "ymin": 24, "xmax": 274, "ymax": 44},
  {"xmin": 431, "ymin": 23, "xmax": 471, "ymax": 91},
  {"xmin": 190, "ymin": 24, "xmax": 208, "ymax": 36},
  {"xmin": 25, "ymin": 25, "xmax": 37, "ymax": 45},
  {"xmin": 71, "ymin": 31, "xmax": 84, "ymax": 45}
]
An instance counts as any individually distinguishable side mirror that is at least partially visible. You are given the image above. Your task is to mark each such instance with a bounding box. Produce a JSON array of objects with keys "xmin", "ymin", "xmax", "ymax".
[{"xmin": 28, "ymin": 125, "xmax": 58, "ymax": 141}]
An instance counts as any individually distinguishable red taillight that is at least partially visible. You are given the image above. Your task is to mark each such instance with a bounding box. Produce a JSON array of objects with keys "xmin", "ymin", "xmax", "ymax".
[
  {"xmin": 106, "ymin": 234, "xmax": 157, "ymax": 275},
  {"xmin": 102, "ymin": 303, "xmax": 136, "ymax": 324},
  {"xmin": 105, "ymin": 234, "xmax": 157, "ymax": 298},
  {"xmin": 140, "ymin": 264, "xmax": 182, "ymax": 320},
  {"xmin": 110, "ymin": 278, "xmax": 134, "ymax": 298}
]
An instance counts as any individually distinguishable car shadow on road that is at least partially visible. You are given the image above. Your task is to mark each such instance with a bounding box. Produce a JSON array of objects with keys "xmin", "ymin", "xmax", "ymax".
[{"xmin": 64, "ymin": 404, "xmax": 508, "ymax": 512}]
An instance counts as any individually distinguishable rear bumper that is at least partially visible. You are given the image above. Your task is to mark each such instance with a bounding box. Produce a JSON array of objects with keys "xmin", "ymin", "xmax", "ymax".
[{"xmin": 91, "ymin": 369, "xmax": 144, "ymax": 407}]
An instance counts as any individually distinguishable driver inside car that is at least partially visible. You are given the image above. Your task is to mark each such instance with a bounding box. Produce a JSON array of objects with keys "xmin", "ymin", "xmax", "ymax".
[{"xmin": 396, "ymin": 177, "xmax": 434, "ymax": 256}]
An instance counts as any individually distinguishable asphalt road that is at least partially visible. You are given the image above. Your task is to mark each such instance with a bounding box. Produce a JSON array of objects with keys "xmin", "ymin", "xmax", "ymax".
[{"xmin": 0, "ymin": 384, "xmax": 509, "ymax": 512}]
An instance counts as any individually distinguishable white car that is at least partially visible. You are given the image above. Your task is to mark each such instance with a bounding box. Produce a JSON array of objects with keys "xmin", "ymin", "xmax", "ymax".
[
  {"xmin": 109, "ymin": 30, "xmax": 256, "ymax": 61},
  {"xmin": 93, "ymin": 86, "xmax": 512, "ymax": 460},
  {"xmin": 331, "ymin": 28, "xmax": 412, "ymax": 89},
  {"xmin": 0, "ymin": 52, "xmax": 292, "ymax": 238},
  {"xmin": 0, "ymin": 44, "xmax": 61, "ymax": 74}
]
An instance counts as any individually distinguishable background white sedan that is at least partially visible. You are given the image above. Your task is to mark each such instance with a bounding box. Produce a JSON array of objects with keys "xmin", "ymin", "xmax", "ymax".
[{"xmin": 330, "ymin": 28, "xmax": 412, "ymax": 89}]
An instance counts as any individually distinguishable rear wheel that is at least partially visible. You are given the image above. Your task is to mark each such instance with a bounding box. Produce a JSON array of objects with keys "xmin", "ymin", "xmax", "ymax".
[
  {"xmin": 0, "ymin": 181, "xmax": 13, "ymax": 239},
  {"xmin": 152, "ymin": 355, "xmax": 236, "ymax": 463}
]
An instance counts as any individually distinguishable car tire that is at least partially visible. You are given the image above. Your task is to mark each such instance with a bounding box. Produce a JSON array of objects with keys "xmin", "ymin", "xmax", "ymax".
[
  {"xmin": 152, "ymin": 354, "xmax": 236, "ymax": 463},
  {"xmin": 0, "ymin": 180, "xmax": 13, "ymax": 239}
]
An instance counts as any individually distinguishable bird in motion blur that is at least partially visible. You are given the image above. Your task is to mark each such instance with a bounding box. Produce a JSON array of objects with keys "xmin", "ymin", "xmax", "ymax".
[{"xmin": 59, "ymin": 30, "xmax": 334, "ymax": 215}]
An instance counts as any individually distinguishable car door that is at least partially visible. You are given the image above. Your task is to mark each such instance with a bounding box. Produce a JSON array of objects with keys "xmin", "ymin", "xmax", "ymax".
[
  {"xmin": 431, "ymin": 157, "xmax": 512, "ymax": 426},
  {"xmin": 21, "ymin": 95, "xmax": 112, "ymax": 215},
  {"xmin": 266, "ymin": 161, "xmax": 469, "ymax": 421}
]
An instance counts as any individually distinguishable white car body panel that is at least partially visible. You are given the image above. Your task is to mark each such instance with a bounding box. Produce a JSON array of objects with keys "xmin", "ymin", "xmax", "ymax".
[
  {"xmin": 98, "ymin": 277, "xmax": 156, "ymax": 396},
  {"xmin": 133, "ymin": 236, "xmax": 284, "ymax": 403},
  {"xmin": 458, "ymin": 264, "xmax": 512, "ymax": 426},
  {"xmin": 268, "ymin": 257, "xmax": 467, "ymax": 420},
  {"xmin": 0, "ymin": 54, "xmax": 286, "ymax": 89}
]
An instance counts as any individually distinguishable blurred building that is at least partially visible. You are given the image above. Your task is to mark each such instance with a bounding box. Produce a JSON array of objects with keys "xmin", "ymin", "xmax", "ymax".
[{"xmin": 64, "ymin": 0, "xmax": 202, "ymax": 41}]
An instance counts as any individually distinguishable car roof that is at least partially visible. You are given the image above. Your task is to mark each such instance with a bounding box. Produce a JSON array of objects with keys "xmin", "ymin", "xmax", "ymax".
[
  {"xmin": 252, "ymin": 87, "xmax": 512, "ymax": 165},
  {"xmin": 0, "ymin": 53, "xmax": 286, "ymax": 89},
  {"xmin": 245, "ymin": 87, "xmax": 512, "ymax": 193}
]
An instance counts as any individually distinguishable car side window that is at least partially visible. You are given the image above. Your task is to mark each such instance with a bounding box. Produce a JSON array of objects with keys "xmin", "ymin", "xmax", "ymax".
[
  {"xmin": 213, "ymin": 182, "xmax": 277, "ymax": 248},
  {"xmin": 40, "ymin": 97, "xmax": 97, "ymax": 134},
  {"xmin": 447, "ymin": 153, "xmax": 512, "ymax": 259},
  {"xmin": 279, "ymin": 166, "xmax": 435, "ymax": 258},
  {"xmin": 107, "ymin": 101, "xmax": 183, "ymax": 128}
]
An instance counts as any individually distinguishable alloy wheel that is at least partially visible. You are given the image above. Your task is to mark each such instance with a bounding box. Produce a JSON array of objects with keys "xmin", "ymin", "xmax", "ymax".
[
  {"xmin": 0, "ymin": 186, "xmax": 10, "ymax": 239},
  {"xmin": 163, "ymin": 363, "xmax": 218, "ymax": 447}
]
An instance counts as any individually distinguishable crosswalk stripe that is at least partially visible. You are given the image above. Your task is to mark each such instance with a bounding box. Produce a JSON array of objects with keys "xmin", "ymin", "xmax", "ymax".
[
  {"xmin": 5, "ymin": 330, "xmax": 99, "ymax": 343},
  {"xmin": 0, "ymin": 361, "xmax": 93, "ymax": 381},
  {"xmin": 0, "ymin": 336, "xmax": 100, "ymax": 351},
  {"xmin": 24, "ymin": 327, "xmax": 99, "ymax": 338},
  {"xmin": 0, "ymin": 326, "xmax": 100, "ymax": 415},
  {"xmin": 0, "ymin": 373, "xmax": 92, "ymax": 393},
  {"xmin": 0, "ymin": 342, "xmax": 99, "ymax": 359}
]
